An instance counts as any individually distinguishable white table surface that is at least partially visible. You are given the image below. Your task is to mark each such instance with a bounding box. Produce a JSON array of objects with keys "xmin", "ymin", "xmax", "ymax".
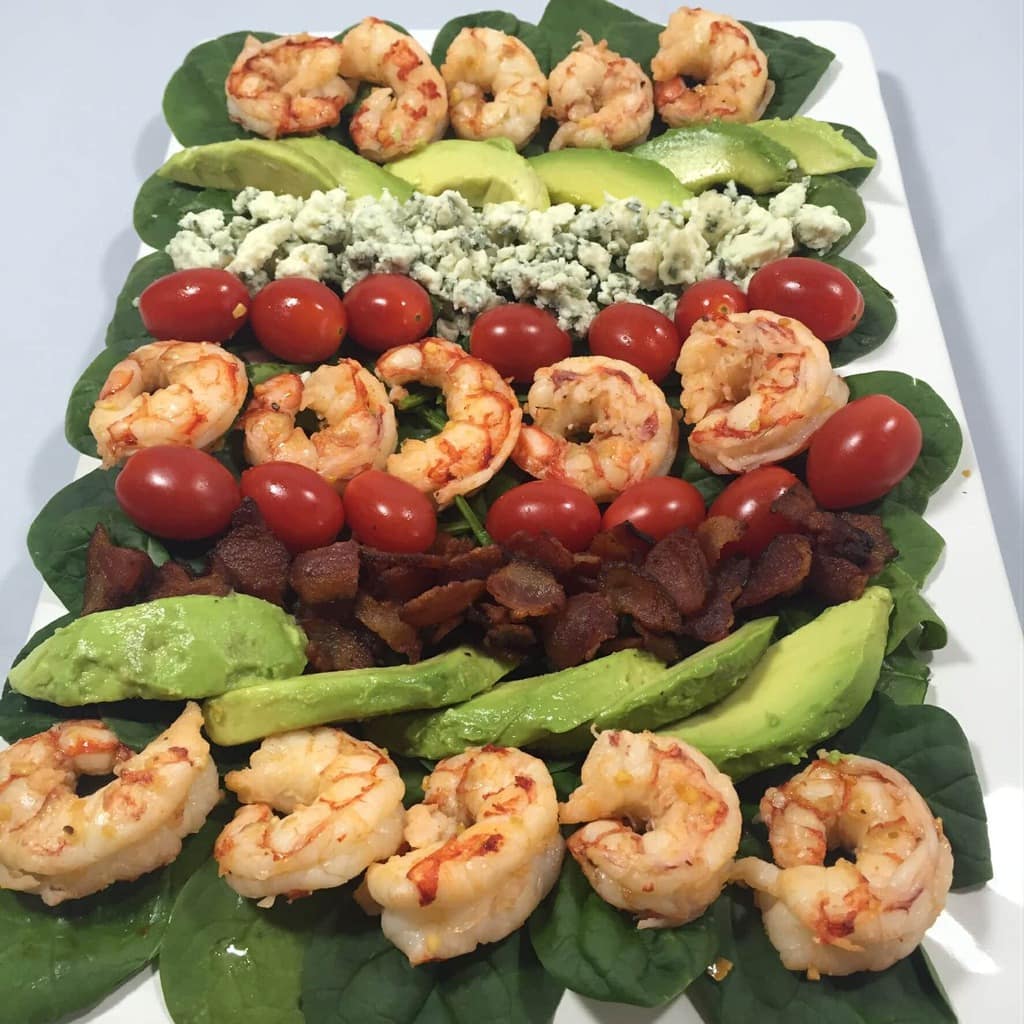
[{"xmin": 0, "ymin": 1, "xmax": 1019, "ymax": 657}]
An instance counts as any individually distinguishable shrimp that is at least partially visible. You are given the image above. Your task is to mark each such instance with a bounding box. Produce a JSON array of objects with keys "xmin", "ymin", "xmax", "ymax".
[
  {"xmin": 338, "ymin": 18, "xmax": 448, "ymax": 163},
  {"xmin": 374, "ymin": 338, "xmax": 522, "ymax": 507},
  {"xmin": 239, "ymin": 361, "xmax": 398, "ymax": 490},
  {"xmin": 677, "ymin": 310, "xmax": 848, "ymax": 475},
  {"xmin": 89, "ymin": 341, "xmax": 248, "ymax": 468},
  {"xmin": 547, "ymin": 32, "xmax": 654, "ymax": 150},
  {"xmin": 225, "ymin": 34, "xmax": 355, "ymax": 139},
  {"xmin": 731, "ymin": 752, "xmax": 954, "ymax": 977},
  {"xmin": 650, "ymin": 7, "xmax": 774, "ymax": 125},
  {"xmin": 214, "ymin": 728, "xmax": 405, "ymax": 903},
  {"xmin": 0, "ymin": 703, "xmax": 219, "ymax": 906},
  {"xmin": 440, "ymin": 28, "xmax": 547, "ymax": 150},
  {"xmin": 364, "ymin": 745, "xmax": 563, "ymax": 963},
  {"xmin": 511, "ymin": 355, "xmax": 678, "ymax": 503},
  {"xmin": 560, "ymin": 730, "xmax": 741, "ymax": 929}
]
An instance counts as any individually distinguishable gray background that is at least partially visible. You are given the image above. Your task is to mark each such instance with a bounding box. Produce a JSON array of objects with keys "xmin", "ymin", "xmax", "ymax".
[{"xmin": 0, "ymin": 0, "xmax": 1020, "ymax": 669}]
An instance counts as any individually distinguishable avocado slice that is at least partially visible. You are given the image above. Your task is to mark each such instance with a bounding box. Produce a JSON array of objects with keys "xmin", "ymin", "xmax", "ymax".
[
  {"xmin": 203, "ymin": 646, "xmax": 515, "ymax": 746},
  {"xmin": 277, "ymin": 137, "xmax": 412, "ymax": 200},
  {"xmin": 747, "ymin": 117, "xmax": 876, "ymax": 177},
  {"xmin": 529, "ymin": 149, "xmax": 694, "ymax": 208},
  {"xmin": 367, "ymin": 649, "xmax": 665, "ymax": 759},
  {"xmin": 630, "ymin": 122, "xmax": 796, "ymax": 194},
  {"xmin": 8, "ymin": 594, "xmax": 307, "ymax": 706},
  {"xmin": 660, "ymin": 587, "xmax": 893, "ymax": 780},
  {"xmin": 387, "ymin": 138, "xmax": 551, "ymax": 210}
]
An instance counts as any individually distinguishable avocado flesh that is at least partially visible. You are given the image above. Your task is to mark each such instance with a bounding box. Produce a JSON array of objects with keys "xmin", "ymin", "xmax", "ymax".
[
  {"xmin": 366, "ymin": 649, "xmax": 666, "ymax": 759},
  {"xmin": 277, "ymin": 137, "xmax": 412, "ymax": 200},
  {"xmin": 529, "ymin": 149, "xmax": 694, "ymax": 208},
  {"xmin": 660, "ymin": 587, "xmax": 893, "ymax": 780},
  {"xmin": 8, "ymin": 594, "xmax": 307, "ymax": 706},
  {"xmin": 387, "ymin": 139, "xmax": 551, "ymax": 210},
  {"xmin": 203, "ymin": 646, "xmax": 515, "ymax": 746},
  {"xmin": 630, "ymin": 122, "xmax": 795, "ymax": 194},
  {"xmin": 748, "ymin": 117, "xmax": 876, "ymax": 176}
]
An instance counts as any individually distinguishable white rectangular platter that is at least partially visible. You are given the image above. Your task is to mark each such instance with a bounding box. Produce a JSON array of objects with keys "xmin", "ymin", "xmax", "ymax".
[{"xmin": 19, "ymin": 19, "xmax": 1024, "ymax": 1024}]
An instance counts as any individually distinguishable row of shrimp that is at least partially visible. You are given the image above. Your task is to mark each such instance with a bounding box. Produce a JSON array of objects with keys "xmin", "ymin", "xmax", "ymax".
[
  {"xmin": 225, "ymin": 8, "xmax": 774, "ymax": 161},
  {"xmin": 0, "ymin": 713, "xmax": 952, "ymax": 976}
]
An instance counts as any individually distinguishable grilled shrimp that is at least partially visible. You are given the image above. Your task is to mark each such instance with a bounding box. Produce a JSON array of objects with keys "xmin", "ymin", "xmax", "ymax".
[
  {"xmin": 364, "ymin": 745, "xmax": 563, "ymax": 963},
  {"xmin": 547, "ymin": 32, "xmax": 654, "ymax": 150},
  {"xmin": 239, "ymin": 361, "xmax": 397, "ymax": 490},
  {"xmin": 677, "ymin": 310, "xmax": 848, "ymax": 474},
  {"xmin": 731, "ymin": 752, "xmax": 954, "ymax": 977},
  {"xmin": 338, "ymin": 18, "xmax": 448, "ymax": 162},
  {"xmin": 511, "ymin": 355, "xmax": 678, "ymax": 503},
  {"xmin": 89, "ymin": 341, "xmax": 248, "ymax": 467},
  {"xmin": 560, "ymin": 730, "xmax": 741, "ymax": 928},
  {"xmin": 214, "ymin": 728, "xmax": 405, "ymax": 903},
  {"xmin": 0, "ymin": 704, "xmax": 219, "ymax": 906},
  {"xmin": 441, "ymin": 27, "xmax": 547, "ymax": 150},
  {"xmin": 225, "ymin": 33, "xmax": 355, "ymax": 139},
  {"xmin": 651, "ymin": 7, "xmax": 774, "ymax": 125},
  {"xmin": 375, "ymin": 338, "xmax": 522, "ymax": 507}
]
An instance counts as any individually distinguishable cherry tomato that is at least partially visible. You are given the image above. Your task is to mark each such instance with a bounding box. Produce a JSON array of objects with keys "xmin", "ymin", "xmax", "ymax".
[
  {"xmin": 343, "ymin": 470, "xmax": 437, "ymax": 553},
  {"xmin": 469, "ymin": 305, "xmax": 571, "ymax": 382},
  {"xmin": 708, "ymin": 466, "xmax": 801, "ymax": 558},
  {"xmin": 806, "ymin": 395, "xmax": 922, "ymax": 509},
  {"xmin": 674, "ymin": 280, "xmax": 749, "ymax": 339},
  {"xmin": 486, "ymin": 481, "xmax": 601, "ymax": 553},
  {"xmin": 587, "ymin": 302, "xmax": 682, "ymax": 382},
  {"xmin": 115, "ymin": 446, "xmax": 240, "ymax": 541},
  {"xmin": 240, "ymin": 463, "xmax": 346, "ymax": 554},
  {"xmin": 602, "ymin": 477, "xmax": 706, "ymax": 541},
  {"xmin": 249, "ymin": 279, "xmax": 347, "ymax": 363},
  {"xmin": 138, "ymin": 268, "xmax": 250, "ymax": 342},
  {"xmin": 746, "ymin": 257, "xmax": 865, "ymax": 342},
  {"xmin": 343, "ymin": 274, "xmax": 433, "ymax": 354}
]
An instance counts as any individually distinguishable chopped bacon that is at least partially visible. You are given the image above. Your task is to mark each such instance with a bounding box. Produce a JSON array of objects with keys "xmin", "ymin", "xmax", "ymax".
[
  {"xmin": 502, "ymin": 530, "xmax": 575, "ymax": 577},
  {"xmin": 735, "ymin": 534, "xmax": 813, "ymax": 609},
  {"xmin": 683, "ymin": 556, "xmax": 749, "ymax": 643},
  {"xmin": 81, "ymin": 524, "xmax": 154, "ymax": 614},
  {"xmin": 696, "ymin": 515, "xmax": 746, "ymax": 567},
  {"xmin": 355, "ymin": 594, "xmax": 422, "ymax": 662},
  {"xmin": 598, "ymin": 562, "xmax": 682, "ymax": 634},
  {"xmin": 145, "ymin": 560, "xmax": 231, "ymax": 601},
  {"xmin": 401, "ymin": 580, "xmax": 487, "ymax": 628},
  {"xmin": 543, "ymin": 592, "xmax": 618, "ymax": 669},
  {"xmin": 644, "ymin": 528, "xmax": 711, "ymax": 616},
  {"xmin": 486, "ymin": 562, "xmax": 566, "ymax": 619},
  {"xmin": 441, "ymin": 545, "xmax": 506, "ymax": 582},
  {"xmin": 288, "ymin": 541, "xmax": 360, "ymax": 605}
]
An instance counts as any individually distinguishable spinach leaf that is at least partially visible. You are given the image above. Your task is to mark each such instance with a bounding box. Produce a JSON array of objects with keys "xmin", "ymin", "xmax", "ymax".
[
  {"xmin": 26, "ymin": 469, "xmax": 169, "ymax": 616},
  {"xmin": 878, "ymin": 500, "xmax": 945, "ymax": 587},
  {"xmin": 104, "ymin": 251, "xmax": 176, "ymax": 350},
  {"xmin": 163, "ymin": 31, "xmax": 278, "ymax": 146},
  {"xmin": 134, "ymin": 172, "xmax": 236, "ymax": 249},
  {"xmin": 538, "ymin": 0, "xmax": 661, "ymax": 68},
  {"xmin": 529, "ymin": 858, "xmax": 718, "ymax": 1006},
  {"xmin": 845, "ymin": 372, "xmax": 963, "ymax": 510},
  {"xmin": 247, "ymin": 361, "xmax": 308, "ymax": 385},
  {"xmin": 303, "ymin": 893, "xmax": 564, "ymax": 1024},
  {"xmin": 824, "ymin": 258, "xmax": 896, "ymax": 368},
  {"xmin": 802, "ymin": 176, "xmax": 865, "ymax": 256},
  {"xmin": 432, "ymin": 12, "xmax": 552, "ymax": 74},
  {"xmin": 66, "ymin": 347, "xmax": 130, "ymax": 457},
  {"xmin": 835, "ymin": 694, "xmax": 992, "ymax": 889},
  {"xmin": 875, "ymin": 639, "xmax": 931, "ymax": 705},
  {"xmin": 741, "ymin": 24, "xmax": 835, "ymax": 120},
  {"xmin": 827, "ymin": 122, "xmax": 878, "ymax": 188},
  {"xmin": 875, "ymin": 563, "xmax": 947, "ymax": 653},
  {"xmin": 686, "ymin": 889, "xmax": 956, "ymax": 1023},
  {"xmin": 673, "ymin": 427, "xmax": 726, "ymax": 503}
]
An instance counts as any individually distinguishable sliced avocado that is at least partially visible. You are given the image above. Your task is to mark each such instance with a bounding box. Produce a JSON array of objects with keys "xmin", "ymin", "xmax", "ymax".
[
  {"xmin": 8, "ymin": 595, "xmax": 307, "ymax": 706},
  {"xmin": 630, "ymin": 122, "xmax": 795, "ymax": 194},
  {"xmin": 202, "ymin": 646, "xmax": 514, "ymax": 746},
  {"xmin": 660, "ymin": 587, "xmax": 893, "ymax": 780},
  {"xmin": 277, "ymin": 137, "xmax": 412, "ymax": 200},
  {"xmin": 529, "ymin": 149, "xmax": 694, "ymax": 208},
  {"xmin": 366, "ymin": 649, "xmax": 665, "ymax": 759},
  {"xmin": 748, "ymin": 117, "xmax": 876, "ymax": 177},
  {"xmin": 387, "ymin": 139, "xmax": 551, "ymax": 210}
]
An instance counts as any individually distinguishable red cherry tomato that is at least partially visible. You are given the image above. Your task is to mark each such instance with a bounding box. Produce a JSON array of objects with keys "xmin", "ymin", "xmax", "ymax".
[
  {"xmin": 587, "ymin": 302, "xmax": 682, "ymax": 382},
  {"xmin": 746, "ymin": 257, "xmax": 865, "ymax": 342},
  {"xmin": 115, "ymin": 446, "xmax": 241, "ymax": 541},
  {"xmin": 240, "ymin": 462, "xmax": 346, "ymax": 554},
  {"xmin": 486, "ymin": 481, "xmax": 601, "ymax": 553},
  {"xmin": 249, "ymin": 279, "xmax": 347, "ymax": 363},
  {"xmin": 343, "ymin": 470, "xmax": 437, "ymax": 553},
  {"xmin": 674, "ymin": 280, "xmax": 749, "ymax": 339},
  {"xmin": 708, "ymin": 466, "xmax": 801, "ymax": 558},
  {"xmin": 602, "ymin": 477, "xmax": 706, "ymax": 541},
  {"xmin": 806, "ymin": 395, "xmax": 922, "ymax": 509},
  {"xmin": 138, "ymin": 268, "xmax": 250, "ymax": 342},
  {"xmin": 342, "ymin": 274, "xmax": 433, "ymax": 354},
  {"xmin": 469, "ymin": 305, "xmax": 572, "ymax": 382}
]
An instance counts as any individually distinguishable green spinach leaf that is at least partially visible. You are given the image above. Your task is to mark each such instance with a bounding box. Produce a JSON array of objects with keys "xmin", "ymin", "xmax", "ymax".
[
  {"xmin": 104, "ymin": 251, "xmax": 175, "ymax": 350},
  {"xmin": 529, "ymin": 858, "xmax": 718, "ymax": 1006},
  {"xmin": 538, "ymin": 0, "xmax": 662, "ymax": 68},
  {"xmin": 742, "ymin": 24, "xmax": 835, "ymax": 120},
  {"xmin": 878, "ymin": 500, "xmax": 945, "ymax": 587},
  {"xmin": 875, "ymin": 563, "xmax": 947, "ymax": 653},
  {"xmin": 432, "ymin": 12, "xmax": 552, "ymax": 73},
  {"xmin": 134, "ymin": 172, "xmax": 236, "ymax": 249},
  {"xmin": 824, "ymin": 258, "xmax": 896, "ymax": 368},
  {"xmin": 303, "ymin": 893, "xmax": 564, "ymax": 1024},
  {"xmin": 802, "ymin": 176, "xmax": 865, "ymax": 256},
  {"xmin": 827, "ymin": 122, "xmax": 877, "ymax": 188},
  {"xmin": 875, "ymin": 639, "xmax": 931, "ymax": 705}
]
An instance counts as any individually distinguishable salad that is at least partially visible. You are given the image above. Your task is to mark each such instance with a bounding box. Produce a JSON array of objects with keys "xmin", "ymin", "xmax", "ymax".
[{"xmin": 0, "ymin": 2, "xmax": 995, "ymax": 1023}]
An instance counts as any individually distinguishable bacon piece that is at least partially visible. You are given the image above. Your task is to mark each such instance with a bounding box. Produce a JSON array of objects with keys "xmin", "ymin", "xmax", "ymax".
[
  {"xmin": 598, "ymin": 562, "xmax": 682, "ymax": 634},
  {"xmin": 808, "ymin": 548, "xmax": 870, "ymax": 605},
  {"xmin": 288, "ymin": 541, "xmax": 360, "ymax": 605},
  {"xmin": 634, "ymin": 624, "xmax": 682, "ymax": 664},
  {"xmin": 145, "ymin": 560, "xmax": 231, "ymax": 601},
  {"xmin": 300, "ymin": 616, "xmax": 377, "ymax": 672},
  {"xmin": 429, "ymin": 533, "xmax": 476, "ymax": 558},
  {"xmin": 401, "ymin": 580, "xmax": 487, "ymax": 628},
  {"xmin": 839, "ymin": 513, "xmax": 898, "ymax": 575},
  {"xmin": 441, "ymin": 545, "xmax": 506, "ymax": 582},
  {"xmin": 81, "ymin": 524, "xmax": 154, "ymax": 614},
  {"xmin": 735, "ymin": 534, "xmax": 813, "ymax": 610},
  {"xmin": 355, "ymin": 594, "xmax": 422, "ymax": 662},
  {"xmin": 696, "ymin": 515, "xmax": 745, "ymax": 567},
  {"xmin": 484, "ymin": 623, "xmax": 537, "ymax": 652},
  {"xmin": 683, "ymin": 556, "xmax": 749, "ymax": 643},
  {"xmin": 486, "ymin": 562, "xmax": 566, "ymax": 619},
  {"xmin": 588, "ymin": 523, "xmax": 650, "ymax": 565},
  {"xmin": 502, "ymin": 531, "xmax": 575, "ymax": 577},
  {"xmin": 543, "ymin": 592, "xmax": 619, "ymax": 670},
  {"xmin": 644, "ymin": 528, "xmax": 711, "ymax": 616},
  {"xmin": 211, "ymin": 510, "xmax": 291, "ymax": 607}
]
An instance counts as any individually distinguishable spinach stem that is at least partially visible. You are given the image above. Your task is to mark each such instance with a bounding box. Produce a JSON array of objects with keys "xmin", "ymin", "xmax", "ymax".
[{"xmin": 454, "ymin": 496, "xmax": 492, "ymax": 547}]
